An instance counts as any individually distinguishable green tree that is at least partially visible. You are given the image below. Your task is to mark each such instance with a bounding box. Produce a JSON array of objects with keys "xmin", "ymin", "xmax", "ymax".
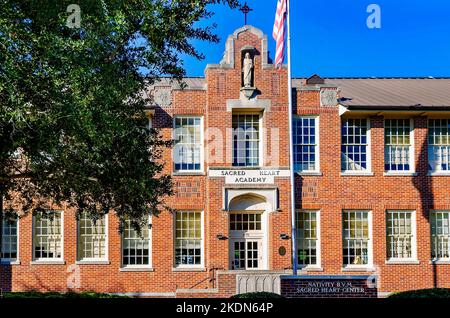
[{"xmin": 0, "ymin": 0, "xmax": 239, "ymax": 236}]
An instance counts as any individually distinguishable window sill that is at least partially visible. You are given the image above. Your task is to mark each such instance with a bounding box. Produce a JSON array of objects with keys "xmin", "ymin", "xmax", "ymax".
[
  {"xmin": 299, "ymin": 266, "xmax": 323, "ymax": 272},
  {"xmin": 30, "ymin": 260, "xmax": 66, "ymax": 265},
  {"xmin": 430, "ymin": 259, "xmax": 450, "ymax": 265},
  {"xmin": 0, "ymin": 260, "xmax": 20, "ymax": 265},
  {"xmin": 340, "ymin": 172, "xmax": 374, "ymax": 177},
  {"xmin": 120, "ymin": 267, "xmax": 154, "ymax": 272},
  {"xmin": 427, "ymin": 172, "xmax": 450, "ymax": 176},
  {"xmin": 172, "ymin": 171, "xmax": 206, "ymax": 176},
  {"xmin": 172, "ymin": 267, "xmax": 206, "ymax": 272},
  {"xmin": 341, "ymin": 266, "xmax": 376, "ymax": 272},
  {"xmin": 76, "ymin": 260, "xmax": 110, "ymax": 265},
  {"xmin": 385, "ymin": 259, "xmax": 420, "ymax": 265},
  {"xmin": 296, "ymin": 171, "xmax": 323, "ymax": 176},
  {"xmin": 383, "ymin": 172, "xmax": 418, "ymax": 177}
]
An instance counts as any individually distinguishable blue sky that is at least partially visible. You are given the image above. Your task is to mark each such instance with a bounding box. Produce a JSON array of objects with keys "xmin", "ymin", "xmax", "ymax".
[{"xmin": 181, "ymin": 0, "xmax": 450, "ymax": 78}]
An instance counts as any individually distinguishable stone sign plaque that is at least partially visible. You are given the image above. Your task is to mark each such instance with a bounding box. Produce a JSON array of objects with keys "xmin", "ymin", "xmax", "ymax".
[
  {"xmin": 151, "ymin": 86, "xmax": 172, "ymax": 108},
  {"xmin": 320, "ymin": 89, "xmax": 337, "ymax": 107},
  {"xmin": 209, "ymin": 169, "xmax": 290, "ymax": 185},
  {"xmin": 281, "ymin": 275, "xmax": 378, "ymax": 298}
]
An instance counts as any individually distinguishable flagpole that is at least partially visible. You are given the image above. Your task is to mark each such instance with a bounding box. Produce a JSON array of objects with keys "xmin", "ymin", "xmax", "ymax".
[{"xmin": 286, "ymin": 0, "xmax": 298, "ymax": 276}]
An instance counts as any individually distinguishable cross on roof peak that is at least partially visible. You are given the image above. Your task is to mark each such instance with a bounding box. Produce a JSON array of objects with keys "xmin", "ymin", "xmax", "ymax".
[{"xmin": 239, "ymin": 2, "xmax": 253, "ymax": 25}]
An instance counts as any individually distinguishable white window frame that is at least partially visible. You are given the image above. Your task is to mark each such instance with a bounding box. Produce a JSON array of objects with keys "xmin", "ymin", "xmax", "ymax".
[
  {"xmin": 384, "ymin": 119, "xmax": 415, "ymax": 174},
  {"xmin": 173, "ymin": 116, "xmax": 204, "ymax": 173},
  {"xmin": 232, "ymin": 112, "xmax": 263, "ymax": 168},
  {"xmin": 173, "ymin": 211, "xmax": 204, "ymax": 269},
  {"xmin": 76, "ymin": 214, "xmax": 109, "ymax": 263},
  {"xmin": 430, "ymin": 210, "xmax": 450, "ymax": 261},
  {"xmin": 32, "ymin": 210, "xmax": 64, "ymax": 263},
  {"xmin": 296, "ymin": 210, "xmax": 321, "ymax": 269},
  {"xmin": 341, "ymin": 118, "xmax": 372, "ymax": 174},
  {"xmin": 0, "ymin": 216, "xmax": 19, "ymax": 264},
  {"xmin": 121, "ymin": 215, "xmax": 152, "ymax": 269},
  {"xmin": 428, "ymin": 119, "xmax": 450, "ymax": 175},
  {"xmin": 386, "ymin": 210, "xmax": 418, "ymax": 263},
  {"xmin": 342, "ymin": 210, "xmax": 373, "ymax": 269},
  {"xmin": 293, "ymin": 116, "xmax": 320, "ymax": 174}
]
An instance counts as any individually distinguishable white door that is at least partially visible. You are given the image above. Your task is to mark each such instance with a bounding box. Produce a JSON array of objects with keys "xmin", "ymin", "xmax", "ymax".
[{"xmin": 229, "ymin": 211, "xmax": 264, "ymax": 270}]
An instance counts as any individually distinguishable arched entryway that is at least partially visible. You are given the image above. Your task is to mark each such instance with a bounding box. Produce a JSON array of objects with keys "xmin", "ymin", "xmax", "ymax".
[{"xmin": 228, "ymin": 194, "xmax": 268, "ymax": 270}]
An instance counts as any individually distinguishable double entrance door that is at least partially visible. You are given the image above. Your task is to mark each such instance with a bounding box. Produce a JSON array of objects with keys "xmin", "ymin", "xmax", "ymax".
[{"xmin": 229, "ymin": 211, "xmax": 264, "ymax": 270}]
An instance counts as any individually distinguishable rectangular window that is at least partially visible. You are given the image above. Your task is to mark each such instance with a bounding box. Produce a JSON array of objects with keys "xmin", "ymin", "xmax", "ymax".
[
  {"xmin": 174, "ymin": 116, "xmax": 202, "ymax": 171},
  {"xmin": 1, "ymin": 217, "xmax": 18, "ymax": 262},
  {"xmin": 296, "ymin": 211, "xmax": 319, "ymax": 267},
  {"xmin": 122, "ymin": 218, "xmax": 151, "ymax": 267},
  {"xmin": 293, "ymin": 117, "xmax": 318, "ymax": 172},
  {"xmin": 343, "ymin": 211, "xmax": 371, "ymax": 266},
  {"xmin": 77, "ymin": 214, "xmax": 107, "ymax": 261},
  {"xmin": 386, "ymin": 211, "xmax": 416, "ymax": 260},
  {"xmin": 33, "ymin": 211, "xmax": 63, "ymax": 261},
  {"xmin": 431, "ymin": 211, "xmax": 450, "ymax": 260},
  {"xmin": 175, "ymin": 211, "xmax": 203, "ymax": 267},
  {"xmin": 428, "ymin": 119, "xmax": 450, "ymax": 172},
  {"xmin": 232, "ymin": 114, "xmax": 260, "ymax": 167},
  {"xmin": 230, "ymin": 213, "xmax": 262, "ymax": 231},
  {"xmin": 385, "ymin": 119, "xmax": 412, "ymax": 171},
  {"xmin": 341, "ymin": 119, "xmax": 369, "ymax": 171}
]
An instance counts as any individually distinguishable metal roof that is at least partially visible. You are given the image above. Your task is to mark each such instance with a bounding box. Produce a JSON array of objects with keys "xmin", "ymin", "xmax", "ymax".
[{"xmin": 316, "ymin": 78, "xmax": 450, "ymax": 108}]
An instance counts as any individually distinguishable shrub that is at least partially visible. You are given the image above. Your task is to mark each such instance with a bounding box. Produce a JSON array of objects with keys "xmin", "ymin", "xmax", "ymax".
[
  {"xmin": 231, "ymin": 292, "xmax": 284, "ymax": 299},
  {"xmin": 1, "ymin": 291, "xmax": 128, "ymax": 298},
  {"xmin": 388, "ymin": 288, "xmax": 450, "ymax": 298}
]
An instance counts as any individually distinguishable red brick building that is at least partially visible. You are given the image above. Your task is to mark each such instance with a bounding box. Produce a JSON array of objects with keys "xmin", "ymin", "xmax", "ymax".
[{"xmin": 1, "ymin": 25, "xmax": 450, "ymax": 297}]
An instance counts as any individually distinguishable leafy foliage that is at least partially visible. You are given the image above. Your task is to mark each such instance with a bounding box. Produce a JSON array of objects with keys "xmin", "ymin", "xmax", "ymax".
[
  {"xmin": 1, "ymin": 291, "xmax": 128, "ymax": 298},
  {"xmin": 230, "ymin": 292, "xmax": 284, "ymax": 299},
  {"xmin": 0, "ymin": 0, "xmax": 239, "ymax": 230},
  {"xmin": 388, "ymin": 288, "xmax": 450, "ymax": 298}
]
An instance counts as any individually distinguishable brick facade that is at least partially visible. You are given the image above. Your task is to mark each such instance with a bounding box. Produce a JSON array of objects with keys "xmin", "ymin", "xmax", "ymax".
[{"xmin": 1, "ymin": 25, "xmax": 449, "ymax": 297}]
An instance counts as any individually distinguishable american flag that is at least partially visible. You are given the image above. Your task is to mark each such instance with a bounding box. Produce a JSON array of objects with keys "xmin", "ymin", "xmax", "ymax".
[{"xmin": 273, "ymin": 0, "xmax": 287, "ymax": 69}]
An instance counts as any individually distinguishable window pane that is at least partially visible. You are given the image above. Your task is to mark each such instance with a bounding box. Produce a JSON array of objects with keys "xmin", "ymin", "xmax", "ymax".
[
  {"xmin": 385, "ymin": 119, "xmax": 411, "ymax": 171},
  {"xmin": 341, "ymin": 119, "xmax": 368, "ymax": 171},
  {"xmin": 78, "ymin": 214, "xmax": 107, "ymax": 260},
  {"xmin": 174, "ymin": 117, "xmax": 202, "ymax": 171},
  {"xmin": 122, "ymin": 218, "xmax": 151, "ymax": 267},
  {"xmin": 175, "ymin": 212, "xmax": 202, "ymax": 266},
  {"xmin": 34, "ymin": 211, "xmax": 62, "ymax": 260},
  {"xmin": 428, "ymin": 119, "xmax": 450, "ymax": 171},
  {"xmin": 343, "ymin": 211, "xmax": 370, "ymax": 266},
  {"xmin": 296, "ymin": 211, "xmax": 318, "ymax": 266},
  {"xmin": 232, "ymin": 114, "xmax": 260, "ymax": 167},
  {"xmin": 431, "ymin": 211, "xmax": 450, "ymax": 259},
  {"xmin": 1, "ymin": 217, "xmax": 18, "ymax": 261},
  {"xmin": 387, "ymin": 211, "xmax": 413, "ymax": 259},
  {"xmin": 293, "ymin": 117, "xmax": 317, "ymax": 172}
]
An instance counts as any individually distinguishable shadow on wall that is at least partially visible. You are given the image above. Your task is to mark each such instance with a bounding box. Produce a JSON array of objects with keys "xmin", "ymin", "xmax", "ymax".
[
  {"xmin": 0, "ymin": 265, "xmax": 12, "ymax": 293},
  {"xmin": 411, "ymin": 117, "xmax": 436, "ymax": 288}
]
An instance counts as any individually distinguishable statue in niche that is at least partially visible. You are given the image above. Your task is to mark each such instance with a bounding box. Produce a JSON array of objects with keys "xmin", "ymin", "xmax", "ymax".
[{"xmin": 242, "ymin": 52, "xmax": 253, "ymax": 88}]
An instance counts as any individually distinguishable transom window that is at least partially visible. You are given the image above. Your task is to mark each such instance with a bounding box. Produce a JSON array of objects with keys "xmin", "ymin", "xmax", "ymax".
[
  {"xmin": 175, "ymin": 211, "xmax": 203, "ymax": 267},
  {"xmin": 77, "ymin": 214, "xmax": 107, "ymax": 261},
  {"xmin": 230, "ymin": 212, "xmax": 262, "ymax": 231},
  {"xmin": 1, "ymin": 217, "xmax": 18, "ymax": 262},
  {"xmin": 296, "ymin": 211, "xmax": 319, "ymax": 267},
  {"xmin": 386, "ymin": 211, "xmax": 415, "ymax": 260},
  {"xmin": 428, "ymin": 119, "xmax": 450, "ymax": 172},
  {"xmin": 232, "ymin": 114, "xmax": 260, "ymax": 167},
  {"xmin": 430, "ymin": 211, "xmax": 450, "ymax": 260},
  {"xmin": 341, "ymin": 119, "xmax": 369, "ymax": 171},
  {"xmin": 385, "ymin": 119, "xmax": 412, "ymax": 171},
  {"xmin": 33, "ymin": 211, "xmax": 63, "ymax": 261},
  {"xmin": 174, "ymin": 116, "xmax": 202, "ymax": 171},
  {"xmin": 122, "ymin": 218, "xmax": 151, "ymax": 267},
  {"xmin": 293, "ymin": 117, "xmax": 318, "ymax": 172},
  {"xmin": 342, "ymin": 211, "xmax": 371, "ymax": 266}
]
